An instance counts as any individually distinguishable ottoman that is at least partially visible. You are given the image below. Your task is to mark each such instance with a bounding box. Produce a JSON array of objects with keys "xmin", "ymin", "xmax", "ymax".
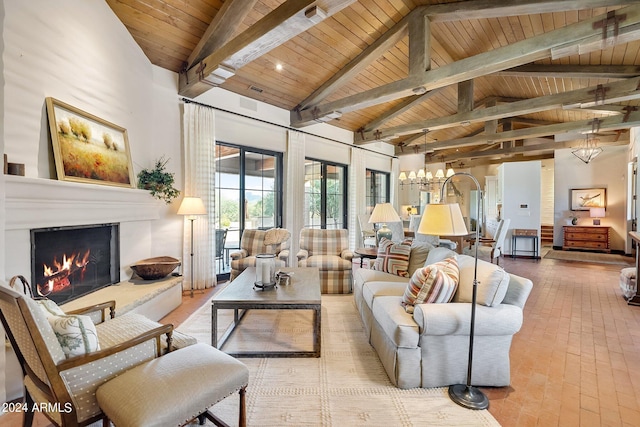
[
  {"xmin": 620, "ymin": 267, "xmax": 637, "ymax": 300},
  {"xmin": 96, "ymin": 342, "xmax": 249, "ymax": 427}
]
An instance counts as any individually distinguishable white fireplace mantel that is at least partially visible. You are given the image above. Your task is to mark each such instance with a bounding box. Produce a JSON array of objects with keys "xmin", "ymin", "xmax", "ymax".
[{"xmin": 4, "ymin": 176, "xmax": 162, "ymax": 230}]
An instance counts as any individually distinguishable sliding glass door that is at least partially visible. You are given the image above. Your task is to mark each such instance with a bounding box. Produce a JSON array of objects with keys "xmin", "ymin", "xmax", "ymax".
[
  {"xmin": 215, "ymin": 143, "xmax": 283, "ymax": 277},
  {"xmin": 304, "ymin": 158, "xmax": 348, "ymax": 229}
]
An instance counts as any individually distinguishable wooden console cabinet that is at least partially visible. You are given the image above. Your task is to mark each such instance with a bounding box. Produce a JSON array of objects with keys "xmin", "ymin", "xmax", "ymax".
[{"xmin": 562, "ymin": 226, "xmax": 610, "ymax": 253}]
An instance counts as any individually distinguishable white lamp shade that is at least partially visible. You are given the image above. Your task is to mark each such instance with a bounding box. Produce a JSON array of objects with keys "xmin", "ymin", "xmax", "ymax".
[
  {"xmin": 446, "ymin": 168, "xmax": 455, "ymax": 177},
  {"xmin": 426, "ymin": 171, "xmax": 433, "ymax": 180},
  {"xmin": 408, "ymin": 170, "xmax": 417, "ymax": 180},
  {"xmin": 398, "ymin": 171, "xmax": 407, "ymax": 181},
  {"xmin": 435, "ymin": 169, "xmax": 445, "ymax": 179},
  {"xmin": 417, "ymin": 169, "xmax": 426, "ymax": 178},
  {"xmin": 590, "ymin": 207, "xmax": 605, "ymax": 218},
  {"xmin": 419, "ymin": 203, "xmax": 468, "ymax": 236},
  {"xmin": 368, "ymin": 203, "xmax": 401, "ymax": 224},
  {"xmin": 177, "ymin": 197, "xmax": 206, "ymax": 216}
]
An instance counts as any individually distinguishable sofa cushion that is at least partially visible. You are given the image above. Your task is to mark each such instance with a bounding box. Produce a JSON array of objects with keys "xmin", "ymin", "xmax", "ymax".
[
  {"xmin": 407, "ymin": 241, "xmax": 435, "ymax": 276},
  {"xmin": 373, "ymin": 238, "xmax": 411, "ymax": 277},
  {"xmin": 454, "ymin": 255, "xmax": 510, "ymax": 307},
  {"xmin": 402, "ymin": 257, "xmax": 459, "ymax": 313},
  {"xmin": 424, "ymin": 247, "xmax": 458, "ymax": 266},
  {"xmin": 362, "ymin": 281, "xmax": 409, "ymax": 311},
  {"xmin": 371, "ymin": 296, "xmax": 420, "ymax": 348}
]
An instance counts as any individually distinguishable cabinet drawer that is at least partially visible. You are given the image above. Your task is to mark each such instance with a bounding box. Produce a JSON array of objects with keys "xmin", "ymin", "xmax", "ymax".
[
  {"xmin": 564, "ymin": 240, "xmax": 608, "ymax": 249},
  {"xmin": 565, "ymin": 232, "xmax": 608, "ymax": 242}
]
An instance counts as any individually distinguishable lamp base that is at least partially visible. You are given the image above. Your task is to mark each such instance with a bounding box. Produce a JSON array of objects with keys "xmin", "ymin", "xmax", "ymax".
[
  {"xmin": 448, "ymin": 384, "xmax": 489, "ymax": 410},
  {"xmin": 377, "ymin": 224, "xmax": 393, "ymax": 243}
]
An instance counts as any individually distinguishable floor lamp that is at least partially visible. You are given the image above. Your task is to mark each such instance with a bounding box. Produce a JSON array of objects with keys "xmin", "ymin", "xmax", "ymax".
[
  {"xmin": 418, "ymin": 172, "xmax": 489, "ymax": 410},
  {"xmin": 177, "ymin": 196, "xmax": 206, "ymax": 298}
]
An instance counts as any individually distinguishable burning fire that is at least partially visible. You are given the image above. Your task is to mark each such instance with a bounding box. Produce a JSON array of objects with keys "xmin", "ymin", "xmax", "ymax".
[{"xmin": 38, "ymin": 250, "xmax": 91, "ymax": 297}]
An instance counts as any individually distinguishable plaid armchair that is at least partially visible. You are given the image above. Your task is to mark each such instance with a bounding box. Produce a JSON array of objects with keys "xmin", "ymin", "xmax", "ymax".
[
  {"xmin": 297, "ymin": 228, "xmax": 353, "ymax": 294},
  {"xmin": 230, "ymin": 228, "xmax": 291, "ymax": 281}
]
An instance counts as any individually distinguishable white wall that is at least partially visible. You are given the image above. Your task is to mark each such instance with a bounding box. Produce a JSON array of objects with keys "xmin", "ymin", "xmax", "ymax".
[
  {"xmin": 1, "ymin": 0, "xmax": 183, "ymax": 403},
  {"xmin": 501, "ymin": 161, "xmax": 542, "ymax": 255},
  {"xmin": 553, "ymin": 146, "xmax": 628, "ymax": 252}
]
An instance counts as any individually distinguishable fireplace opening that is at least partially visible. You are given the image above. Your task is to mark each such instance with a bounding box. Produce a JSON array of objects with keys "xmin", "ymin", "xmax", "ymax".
[{"xmin": 31, "ymin": 223, "xmax": 120, "ymax": 304}]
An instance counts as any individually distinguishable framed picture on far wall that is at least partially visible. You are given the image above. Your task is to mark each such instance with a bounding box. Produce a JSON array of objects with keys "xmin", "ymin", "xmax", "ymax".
[
  {"xmin": 571, "ymin": 188, "xmax": 606, "ymax": 211},
  {"xmin": 45, "ymin": 97, "xmax": 135, "ymax": 188}
]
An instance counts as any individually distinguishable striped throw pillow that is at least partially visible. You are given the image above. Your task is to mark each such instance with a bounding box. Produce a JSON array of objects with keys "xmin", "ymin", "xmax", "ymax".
[
  {"xmin": 402, "ymin": 257, "xmax": 459, "ymax": 313},
  {"xmin": 373, "ymin": 238, "xmax": 411, "ymax": 277}
]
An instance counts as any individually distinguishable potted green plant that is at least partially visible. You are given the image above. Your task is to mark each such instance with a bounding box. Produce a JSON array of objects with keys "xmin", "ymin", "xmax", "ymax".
[{"xmin": 137, "ymin": 157, "xmax": 180, "ymax": 204}]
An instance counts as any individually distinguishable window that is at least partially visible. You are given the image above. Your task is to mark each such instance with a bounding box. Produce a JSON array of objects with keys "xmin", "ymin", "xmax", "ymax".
[
  {"xmin": 304, "ymin": 159, "xmax": 348, "ymax": 229},
  {"xmin": 215, "ymin": 143, "xmax": 283, "ymax": 275},
  {"xmin": 366, "ymin": 169, "xmax": 390, "ymax": 212}
]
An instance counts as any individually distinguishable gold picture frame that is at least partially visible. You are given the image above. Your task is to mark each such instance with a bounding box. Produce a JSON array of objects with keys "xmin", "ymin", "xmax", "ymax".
[{"xmin": 46, "ymin": 97, "xmax": 135, "ymax": 188}]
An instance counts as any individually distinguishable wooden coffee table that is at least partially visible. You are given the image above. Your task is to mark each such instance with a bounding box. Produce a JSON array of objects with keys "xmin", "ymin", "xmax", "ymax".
[{"xmin": 211, "ymin": 267, "xmax": 321, "ymax": 358}]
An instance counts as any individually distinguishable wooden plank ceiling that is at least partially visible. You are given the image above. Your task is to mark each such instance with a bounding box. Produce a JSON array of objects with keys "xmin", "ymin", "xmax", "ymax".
[{"xmin": 107, "ymin": 0, "xmax": 640, "ymax": 166}]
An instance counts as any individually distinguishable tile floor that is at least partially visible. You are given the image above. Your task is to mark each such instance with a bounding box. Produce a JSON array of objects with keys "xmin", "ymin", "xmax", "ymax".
[{"xmin": 5, "ymin": 250, "xmax": 640, "ymax": 426}]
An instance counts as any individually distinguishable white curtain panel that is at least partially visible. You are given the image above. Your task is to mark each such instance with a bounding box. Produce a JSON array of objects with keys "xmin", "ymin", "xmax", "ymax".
[
  {"xmin": 285, "ymin": 130, "xmax": 306, "ymax": 267},
  {"xmin": 182, "ymin": 103, "xmax": 216, "ymax": 290},
  {"xmin": 390, "ymin": 157, "xmax": 400, "ymax": 210},
  {"xmin": 349, "ymin": 147, "xmax": 366, "ymax": 250}
]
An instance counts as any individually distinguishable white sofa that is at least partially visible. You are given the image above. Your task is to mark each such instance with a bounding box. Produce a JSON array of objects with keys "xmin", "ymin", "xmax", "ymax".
[{"xmin": 353, "ymin": 246, "xmax": 533, "ymax": 389}]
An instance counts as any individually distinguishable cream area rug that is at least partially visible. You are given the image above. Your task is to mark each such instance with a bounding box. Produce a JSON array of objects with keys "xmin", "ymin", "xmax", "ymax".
[
  {"xmin": 176, "ymin": 295, "xmax": 501, "ymax": 427},
  {"xmin": 544, "ymin": 249, "xmax": 634, "ymax": 266}
]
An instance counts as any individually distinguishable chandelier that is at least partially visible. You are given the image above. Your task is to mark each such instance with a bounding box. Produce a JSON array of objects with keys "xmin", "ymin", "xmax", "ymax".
[
  {"xmin": 398, "ymin": 130, "xmax": 455, "ymax": 189},
  {"xmin": 572, "ymin": 134, "xmax": 602, "ymax": 164}
]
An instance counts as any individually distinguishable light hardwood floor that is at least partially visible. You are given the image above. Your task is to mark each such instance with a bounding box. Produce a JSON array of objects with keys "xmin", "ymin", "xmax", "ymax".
[{"xmin": 4, "ymin": 252, "xmax": 640, "ymax": 426}]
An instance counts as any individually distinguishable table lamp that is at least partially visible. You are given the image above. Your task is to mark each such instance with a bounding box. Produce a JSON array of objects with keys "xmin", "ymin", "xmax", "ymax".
[
  {"xmin": 369, "ymin": 203, "xmax": 401, "ymax": 244},
  {"xmin": 418, "ymin": 172, "xmax": 489, "ymax": 410},
  {"xmin": 590, "ymin": 207, "xmax": 605, "ymax": 225},
  {"xmin": 177, "ymin": 196, "xmax": 206, "ymax": 297}
]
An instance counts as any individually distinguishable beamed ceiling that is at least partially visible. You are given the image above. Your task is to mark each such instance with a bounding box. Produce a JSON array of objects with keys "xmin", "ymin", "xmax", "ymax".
[{"xmin": 107, "ymin": 0, "xmax": 640, "ymax": 166}]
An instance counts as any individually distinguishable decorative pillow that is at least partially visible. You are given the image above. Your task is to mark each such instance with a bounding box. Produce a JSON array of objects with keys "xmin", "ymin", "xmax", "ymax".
[
  {"xmin": 372, "ymin": 238, "xmax": 411, "ymax": 277},
  {"xmin": 48, "ymin": 313, "xmax": 100, "ymax": 358},
  {"xmin": 407, "ymin": 241, "xmax": 435, "ymax": 276},
  {"xmin": 402, "ymin": 257, "xmax": 459, "ymax": 313},
  {"xmin": 454, "ymin": 255, "xmax": 510, "ymax": 307},
  {"xmin": 35, "ymin": 299, "xmax": 66, "ymax": 317}
]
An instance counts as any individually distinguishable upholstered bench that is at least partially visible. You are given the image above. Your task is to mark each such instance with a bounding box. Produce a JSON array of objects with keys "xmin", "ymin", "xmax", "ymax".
[
  {"xmin": 620, "ymin": 267, "xmax": 637, "ymax": 299},
  {"xmin": 96, "ymin": 342, "xmax": 249, "ymax": 427}
]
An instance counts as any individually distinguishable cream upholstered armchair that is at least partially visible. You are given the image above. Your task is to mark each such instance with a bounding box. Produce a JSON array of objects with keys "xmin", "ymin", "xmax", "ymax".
[
  {"xmin": 0, "ymin": 276, "xmax": 248, "ymax": 427},
  {"xmin": 230, "ymin": 228, "xmax": 291, "ymax": 280},
  {"xmin": 463, "ymin": 218, "xmax": 511, "ymax": 265},
  {"xmin": 297, "ymin": 228, "xmax": 353, "ymax": 294},
  {"xmin": 357, "ymin": 213, "xmax": 377, "ymax": 247}
]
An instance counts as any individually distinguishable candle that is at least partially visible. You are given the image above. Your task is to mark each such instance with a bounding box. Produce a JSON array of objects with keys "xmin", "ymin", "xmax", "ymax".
[
  {"xmin": 256, "ymin": 262, "xmax": 264, "ymax": 283},
  {"xmin": 262, "ymin": 262, "xmax": 271, "ymax": 284}
]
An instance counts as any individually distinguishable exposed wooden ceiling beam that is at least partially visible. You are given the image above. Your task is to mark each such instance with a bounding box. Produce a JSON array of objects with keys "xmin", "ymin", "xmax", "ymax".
[
  {"xmin": 496, "ymin": 64, "xmax": 640, "ymax": 79},
  {"xmin": 425, "ymin": 0, "xmax": 639, "ymax": 22},
  {"xmin": 179, "ymin": 0, "xmax": 355, "ymax": 98},
  {"xmin": 395, "ymin": 111, "xmax": 640, "ymax": 156},
  {"xmin": 296, "ymin": 6, "xmax": 414, "ymax": 111},
  {"xmin": 292, "ymin": 5, "xmax": 640, "ymax": 127},
  {"xmin": 365, "ymin": 76, "xmax": 640, "ymax": 145},
  {"xmin": 435, "ymin": 136, "xmax": 627, "ymax": 163},
  {"xmin": 186, "ymin": 0, "xmax": 258, "ymax": 68},
  {"xmin": 361, "ymin": 88, "xmax": 444, "ymax": 132}
]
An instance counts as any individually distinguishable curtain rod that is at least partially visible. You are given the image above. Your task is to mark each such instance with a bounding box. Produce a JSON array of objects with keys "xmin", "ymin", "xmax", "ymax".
[{"xmin": 180, "ymin": 97, "xmax": 397, "ymax": 159}]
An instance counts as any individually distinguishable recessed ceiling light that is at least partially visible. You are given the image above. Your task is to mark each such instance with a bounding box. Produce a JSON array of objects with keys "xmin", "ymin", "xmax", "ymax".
[{"xmin": 276, "ymin": 63, "xmax": 283, "ymax": 71}]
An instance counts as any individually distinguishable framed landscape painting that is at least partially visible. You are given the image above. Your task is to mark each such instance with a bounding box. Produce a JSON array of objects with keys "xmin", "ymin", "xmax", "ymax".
[
  {"xmin": 571, "ymin": 188, "xmax": 606, "ymax": 210},
  {"xmin": 46, "ymin": 97, "xmax": 135, "ymax": 188}
]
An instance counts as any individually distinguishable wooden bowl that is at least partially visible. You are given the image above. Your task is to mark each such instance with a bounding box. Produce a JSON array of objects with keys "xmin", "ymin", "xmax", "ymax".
[{"xmin": 130, "ymin": 256, "xmax": 180, "ymax": 280}]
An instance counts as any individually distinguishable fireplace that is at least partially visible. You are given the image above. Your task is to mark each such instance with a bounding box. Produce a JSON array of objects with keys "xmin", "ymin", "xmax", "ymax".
[{"xmin": 30, "ymin": 223, "xmax": 120, "ymax": 304}]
